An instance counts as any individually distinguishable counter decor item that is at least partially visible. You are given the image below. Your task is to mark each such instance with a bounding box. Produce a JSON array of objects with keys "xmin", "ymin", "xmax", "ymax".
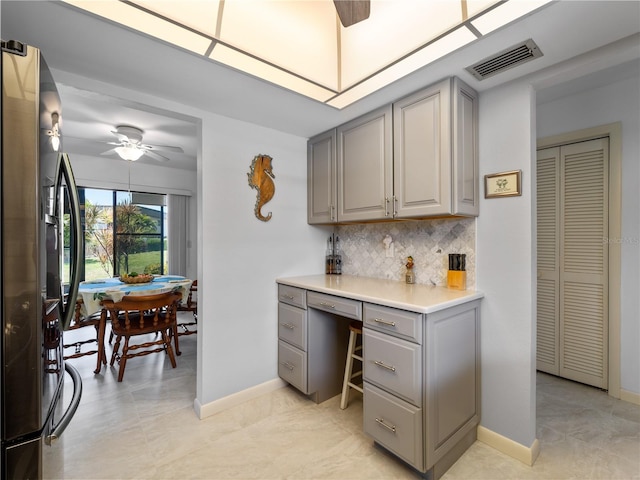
[
  {"xmin": 247, "ymin": 154, "xmax": 275, "ymax": 221},
  {"xmin": 447, "ymin": 253, "xmax": 466, "ymax": 290},
  {"xmin": 405, "ymin": 256, "xmax": 415, "ymax": 284},
  {"xmin": 325, "ymin": 233, "xmax": 342, "ymax": 274},
  {"xmin": 484, "ymin": 169, "xmax": 522, "ymax": 198}
]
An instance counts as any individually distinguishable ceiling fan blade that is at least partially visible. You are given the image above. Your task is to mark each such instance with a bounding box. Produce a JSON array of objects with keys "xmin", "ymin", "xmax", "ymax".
[
  {"xmin": 144, "ymin": 143, "xmax": 184, "ymax": 153},
  {"xmin": 333, "ymin": 0, "xmax": 370, "ymax": 28},
  {"xmin": 144, "ymin": 150, "xmax": 170, "ymax": 162},
  {"xmin": 111, "ymin": 130, "xmax": 130, "ymax": 143}
]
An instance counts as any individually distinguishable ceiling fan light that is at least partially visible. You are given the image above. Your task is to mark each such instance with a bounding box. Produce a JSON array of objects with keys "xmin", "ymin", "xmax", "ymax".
[
  {"xmin": 50, "ymin": 134, "xmax": 61, "ymax": 152},
  {"xmin": 115, "ymin": 145, "xmax": 144, "ymax": 161}
]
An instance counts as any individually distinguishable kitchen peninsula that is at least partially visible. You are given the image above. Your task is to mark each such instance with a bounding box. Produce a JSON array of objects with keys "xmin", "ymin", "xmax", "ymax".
[{"xmin": 276, "ymin": 274, "xmax": 483, "ymax": 478}]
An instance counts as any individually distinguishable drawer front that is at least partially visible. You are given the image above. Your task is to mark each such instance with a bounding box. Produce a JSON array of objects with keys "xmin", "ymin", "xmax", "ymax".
[
  {"xmin": 278, "ymin": 284, "xmax": 307, "ymax": 309},
  {"xmin": 307, "ymin": 291, "xmax": 362, "ymax": 320},
  {"xmin": 278, "ymin": 340, "xmax": 307, "ymax": 393},
  {"xmin": 363, "ymin": 328, "xmax": 422, "ymax": 406},
  {"xmin": 363, "ymin": 382, "xmax": 423, "ymax": 470},
  {"xmin": 278, "ymin": 303, "xmax": 307, "ymax": 350},
  {"xmin": 364, "ymin": 303, "xmax": 422, "ymax": 344}
]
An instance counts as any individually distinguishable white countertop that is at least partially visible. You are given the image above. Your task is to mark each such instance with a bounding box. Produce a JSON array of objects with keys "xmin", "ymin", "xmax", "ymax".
[{"xmin": 276, "ymin": 274, "xmax": 483, "ymax": 314}]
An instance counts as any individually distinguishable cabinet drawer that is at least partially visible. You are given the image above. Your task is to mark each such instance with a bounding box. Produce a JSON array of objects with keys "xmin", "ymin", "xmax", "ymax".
[
  {"xmin": 278, "ymin": 303, "xmax": 307, "ymax": 350},
  {"xmin": 278, "ymin": 340, "xmax": 307, "ymax": 393},
  {"xmin": 307, "ymin": 291, "xmax": 362, "ymax": 321},
  {"xmin": 363, "ymin": 382, "xmax": 423, "ymax": 471},
  {"xmin": 364, "ymin": 303, "xmax": 422, "ymax": 344},
  {"xmin": 278, "ymin": 284, "xmax": 307, "ymax": 309},
  {"xmin": 363, "ymin": 328, "xmax": 422, "ymax": 406}
]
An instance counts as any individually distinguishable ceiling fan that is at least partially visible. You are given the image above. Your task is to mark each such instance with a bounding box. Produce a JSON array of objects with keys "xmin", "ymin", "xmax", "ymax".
[
  {"xmin": 101, "ymin": 125, "xmax": 183, "ymax": 162},
  {"xmin": 333, "ymin": 0, "xmax": 370, "ymax": 28}
]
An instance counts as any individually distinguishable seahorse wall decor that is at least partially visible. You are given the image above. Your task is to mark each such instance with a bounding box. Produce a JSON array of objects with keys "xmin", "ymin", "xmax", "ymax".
[{"xmin": 247, "ymin": 154, "xmax": 275, "ymax": 222}]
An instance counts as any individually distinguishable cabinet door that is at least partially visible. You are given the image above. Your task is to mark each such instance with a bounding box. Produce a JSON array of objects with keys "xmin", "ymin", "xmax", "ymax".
[
  {"xmin": 308, "ymin": 129, "xmax": 337, "ymax": 224},
  {"xmin": 393, "ymin": 79, "xmax": 452, "ymax": 217},
  {"xmin": 337, "ymin": 105, "xmax": 393, "ymax": 222},
  {"xmin": 452, "ymin": 78, "xmax": 479, "ymax": 216}
]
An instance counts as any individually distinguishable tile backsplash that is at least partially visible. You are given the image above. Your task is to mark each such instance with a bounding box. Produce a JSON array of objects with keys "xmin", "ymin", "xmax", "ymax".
[{"xmin": 335, "ymin": 218, "xmax": 476, "ymax": 288}]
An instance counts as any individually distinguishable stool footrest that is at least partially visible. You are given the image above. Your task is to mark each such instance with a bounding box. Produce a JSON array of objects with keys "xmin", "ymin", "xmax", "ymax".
[{"xmin": 347, "ymin": 381, "xmax": 363, "ymax": 393}]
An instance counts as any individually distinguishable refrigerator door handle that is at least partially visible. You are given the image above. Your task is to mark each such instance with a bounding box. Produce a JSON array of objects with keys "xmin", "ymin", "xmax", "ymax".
[
  {"xmin": 46, "ymin": 363, "xmax": 82, "ymax": 444},
  {"xmin": 55, "ymin": 152, "xmax": 83, "ymax": 330}
]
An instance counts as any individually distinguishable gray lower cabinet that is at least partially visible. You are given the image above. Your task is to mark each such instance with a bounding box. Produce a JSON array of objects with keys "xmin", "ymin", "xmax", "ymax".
[
  {"xmin": 278, "ymin": 287, "xmax": 357, "ymax": 403},
  {"xmin": 363, "ymin": 300, "xmax": 481, "ymax": 476},
  {"xmin": 277, "ymin": 285, "xmax": 308, "ymax": 394},
  {"xmin": 276, "ymin": 283, "xmax": 481, "ymax": 479}
]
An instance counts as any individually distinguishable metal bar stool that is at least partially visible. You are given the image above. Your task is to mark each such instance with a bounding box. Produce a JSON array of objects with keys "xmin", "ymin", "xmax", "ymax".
[{"xmin": 340, "ymin": 320, "xmax": 364, "ymax": 409}]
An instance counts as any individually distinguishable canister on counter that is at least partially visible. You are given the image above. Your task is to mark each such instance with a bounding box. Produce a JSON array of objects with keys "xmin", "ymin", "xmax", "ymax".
[{"xmin": 447, "ymin": 253, "xmax": 466, "ymax": 290}]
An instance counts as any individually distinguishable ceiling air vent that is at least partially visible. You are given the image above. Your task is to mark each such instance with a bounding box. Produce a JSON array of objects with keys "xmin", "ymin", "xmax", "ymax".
[{"xmin": 466, "ymin": 39, "xmax": 543, "ymax": 81}]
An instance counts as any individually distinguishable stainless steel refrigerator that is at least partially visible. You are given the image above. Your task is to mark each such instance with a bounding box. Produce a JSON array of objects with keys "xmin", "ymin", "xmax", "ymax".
[{"xmin": 1, "ymin": 40, "xmax": 83, "ymax": 479}]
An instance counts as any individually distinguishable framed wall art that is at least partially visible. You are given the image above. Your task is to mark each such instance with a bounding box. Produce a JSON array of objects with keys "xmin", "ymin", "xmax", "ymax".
[{"xmin": 484, "ymin": 170, "xmax": 522, "ymax": 198}]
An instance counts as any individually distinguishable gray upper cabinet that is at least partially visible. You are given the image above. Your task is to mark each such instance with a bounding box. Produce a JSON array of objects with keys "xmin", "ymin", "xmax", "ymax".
[
  {"xmin": 307, "ymin": 129, "xmax": 337, "ymax": 224},
  {"xmin": 394, "ymin": 77, "xmax": 478, "ymax": 218},
  {"xmin": 451, "ymin": 77, "xmax": 480, "ymax": 216},
  {"xmin": 337, "ymin": 105, "xmax": 393, "ymax": 222},
  {"xmin": 307, "ymin": 76, "xmax": 479, "ymax": 224}
]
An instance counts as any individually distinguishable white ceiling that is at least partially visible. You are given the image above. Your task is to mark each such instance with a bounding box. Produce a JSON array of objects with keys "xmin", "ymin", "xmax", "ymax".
[{"xmin": 2, "ymin": 1, "xmax": 639, "ymax": 172}]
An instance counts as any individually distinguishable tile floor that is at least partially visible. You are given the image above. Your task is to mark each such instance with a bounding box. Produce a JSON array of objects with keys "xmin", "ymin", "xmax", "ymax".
[{"xmin": 46, "ymin": 314, "xmax": 640, "ymax": 479}]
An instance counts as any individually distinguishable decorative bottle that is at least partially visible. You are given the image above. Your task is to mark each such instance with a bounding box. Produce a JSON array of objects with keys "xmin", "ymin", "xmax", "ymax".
[
  {"xmin": 405, "ymin": 256, "xmax": 415, "ymax": 284},
  {"xmin": 333, "ymin": 236, "xmax": 342, "ymax": 275},
  {"xmin": 325, "ymin": 236, "xmax": 333, "ymax": 274}
]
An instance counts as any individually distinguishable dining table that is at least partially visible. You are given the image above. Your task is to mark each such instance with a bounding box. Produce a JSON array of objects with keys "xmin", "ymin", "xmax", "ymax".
[{"xmin": 77, "ymin": 275, "xmax": 193, "ymax": 373}]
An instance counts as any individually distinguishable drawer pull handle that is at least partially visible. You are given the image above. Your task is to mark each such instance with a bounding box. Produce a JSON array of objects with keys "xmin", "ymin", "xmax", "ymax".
[
  {"xmin": 375, "ymin": 417, "xmax": 396, "ymax": 433},
  {"xmin": 374, "ymin": 360, "xmax": 396, "ymax": 372},
  {"xmin": 280, "ymin": 361, "xmax": 295, "ymax": 371},
  {"xmin": 280, "ymin": 323, "xmax": 295, "ymax": 330},
  {"xmin": 319, "ymin": 302, "xmax": 336, "ymax": 309},
  {"xmin": 281, "ymin": 294, "xmax": 295, "ymax": 300},
  {"xmin": 373, "ymin": 317, "xmax": 396, "ymax": 327}
]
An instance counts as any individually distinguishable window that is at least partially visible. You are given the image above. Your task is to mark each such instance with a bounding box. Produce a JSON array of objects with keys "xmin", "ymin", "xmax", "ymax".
[{"xmin": 78, "ymin": 188, "xmax": 167, "ymax": 281}]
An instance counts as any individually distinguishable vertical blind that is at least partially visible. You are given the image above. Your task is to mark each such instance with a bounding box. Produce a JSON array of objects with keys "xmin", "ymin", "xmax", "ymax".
[{"xmin": 167, "ymin": 194, "xmax": 188, "ymax": 277}]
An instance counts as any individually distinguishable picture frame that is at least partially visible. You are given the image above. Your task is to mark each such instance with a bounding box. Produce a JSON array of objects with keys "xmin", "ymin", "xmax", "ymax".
[{"xmin": 484, "ymin": 170, "xmax": 522, "ymax": 198}]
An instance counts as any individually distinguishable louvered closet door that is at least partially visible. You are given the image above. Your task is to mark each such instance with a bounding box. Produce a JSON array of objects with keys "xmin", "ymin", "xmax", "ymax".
[
  {"xmin": 536, "ymin": 147, "xmax": 560, "ymax": 374},
  {"xmin": 560, "ymin": 138, "xmax": 608, "ymax": 389},
  {"xmin": 536, "ymin": 138, "xmax": 609, "ymax": 389}
]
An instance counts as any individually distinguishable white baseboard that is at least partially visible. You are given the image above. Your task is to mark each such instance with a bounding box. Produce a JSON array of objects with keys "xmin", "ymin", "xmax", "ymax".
[
  {"xmin": 477, "ymin": 425, "xmax": 540, "ymax": 466},
  {"xmin": 193, "ymin": 378, "xmax": 288, "ymax": 419},
  {"xmin": 620, "ymin": 388, "xmax": 640, "ymax": 406}
]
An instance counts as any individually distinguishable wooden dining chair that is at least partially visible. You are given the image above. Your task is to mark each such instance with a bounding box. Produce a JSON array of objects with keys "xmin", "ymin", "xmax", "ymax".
[
  {"xmin": 176, "ymin": 280, "xmax": 197, "ymax": 336},
  {"xmin": 63, "ymin": 298, "xmax": 107, "ymax": 374},
  {"xmin": 102, "ymin": 291, "xmax": 182, "ymax": 382}
]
